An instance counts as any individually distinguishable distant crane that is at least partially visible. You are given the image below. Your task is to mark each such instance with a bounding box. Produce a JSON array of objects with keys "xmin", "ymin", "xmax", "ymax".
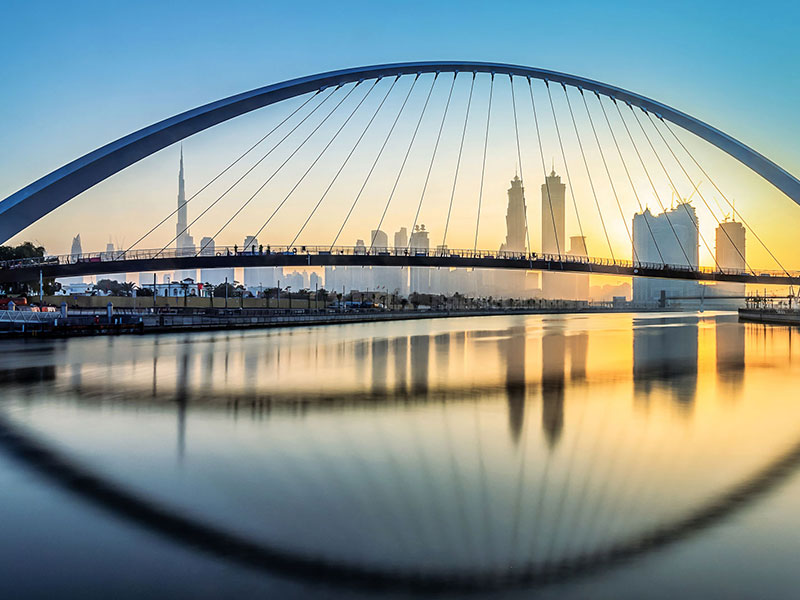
[{"xmin": 672, "ymin": 180, "xmax": 702, "ymax": 206}]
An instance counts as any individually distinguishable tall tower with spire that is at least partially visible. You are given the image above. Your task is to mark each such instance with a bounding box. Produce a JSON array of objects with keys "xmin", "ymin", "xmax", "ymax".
[
  {"xmin": 174, "ymin": 148, "xmax": 196, "ymax": 282},
  {"xmin": 176, "ymin": 147, "xmax": 194, "ymax": 253}
]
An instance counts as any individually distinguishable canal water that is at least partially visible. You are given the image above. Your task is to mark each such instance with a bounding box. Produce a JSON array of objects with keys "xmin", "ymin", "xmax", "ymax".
[{"xmin": 1, "ymin": 312, "xmax": 798, "ymax": 598}]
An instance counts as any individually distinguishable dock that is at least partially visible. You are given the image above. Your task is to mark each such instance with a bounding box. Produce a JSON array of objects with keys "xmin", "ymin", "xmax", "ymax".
[{"xmin": 738, "ymin": 308, "xmax": 800, "ymax": 326}]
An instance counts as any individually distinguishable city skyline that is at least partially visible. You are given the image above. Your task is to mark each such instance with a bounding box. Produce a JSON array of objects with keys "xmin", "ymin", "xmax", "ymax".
[
  {"xmin": 2, "ymin": 4, "xmax": 798, "ymax": 273},
  {"xmin": 67, "ymin": 153, "xmax": 750, "ymax": 303}
]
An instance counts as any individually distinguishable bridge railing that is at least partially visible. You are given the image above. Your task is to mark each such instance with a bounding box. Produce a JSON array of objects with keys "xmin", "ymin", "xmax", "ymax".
[
  {"xmin": 0, "ymin": 245, "xmax": 793, "ymax": 280},
  {"xmin": 0, "ymin": 310, "xmax": 60, "ymax": 323}
]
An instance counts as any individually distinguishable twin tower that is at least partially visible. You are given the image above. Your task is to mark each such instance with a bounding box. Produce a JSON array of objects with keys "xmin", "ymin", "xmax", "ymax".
[{"xmin": 500, "ymin": 171, "xmax": 588, "ymax": 300}]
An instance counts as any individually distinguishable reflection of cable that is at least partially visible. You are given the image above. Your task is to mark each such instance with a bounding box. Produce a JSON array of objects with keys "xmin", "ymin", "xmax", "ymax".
[{"xmin": 1, "ymin": 408, "xmax": 799, "ymax": 592}]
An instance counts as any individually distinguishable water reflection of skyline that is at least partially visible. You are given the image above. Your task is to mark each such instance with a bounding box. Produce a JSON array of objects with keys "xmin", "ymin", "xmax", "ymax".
[
  {"xmin": 1, "ymin": 315, "xmax": 800, "ymax": 595},
  {"xmin": 0, "ymin": 310, "xmax": 775, "ymax": 499},
  {"xmin": 716, "ymin": 318, "xmax": 745, "ymax": 389},
  {"xmin": 0, "ymin": 314, "xmax": 758, "ymax": 448},
  {"xmin": 633, "ymin": 316, "xmax": 700, "ymax": 406}
]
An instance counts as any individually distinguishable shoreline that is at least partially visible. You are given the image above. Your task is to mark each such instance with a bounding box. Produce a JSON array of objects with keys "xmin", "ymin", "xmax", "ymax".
[{"xmin": 0, "ymin": 305, "xmax": 690, "ymax": 339}]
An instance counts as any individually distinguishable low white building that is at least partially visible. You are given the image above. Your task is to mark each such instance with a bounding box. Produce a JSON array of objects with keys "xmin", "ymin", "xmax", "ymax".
[{"xmin": 141, "ymin": 278, "xmax": 204, "ymax": 297}]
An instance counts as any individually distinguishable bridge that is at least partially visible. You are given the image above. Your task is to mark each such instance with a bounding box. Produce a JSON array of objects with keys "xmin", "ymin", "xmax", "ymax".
[
  {"xmin": 1, "ymin": 245, "xmax": 798, "ymax": 287},
  {"xmin": 1, "ymin": 61, "xmax": 798, "ymax": 291}
]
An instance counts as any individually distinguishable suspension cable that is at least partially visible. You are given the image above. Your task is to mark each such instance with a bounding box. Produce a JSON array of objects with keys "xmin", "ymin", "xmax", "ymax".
[
  {"xmin": 645, "ymin": 111, "xmax": 751, "ymax": 273},
  {"xmin": 408, "ymin": 73, "xmax": 458, "ymax": 249},
  {"xmin": 612, "ymin": 99, "xmax": 693, "ymax": 268},
  {"xmin": 546, "ymin": 81, "xmax": 587, "ymax": 258},
  {"xmin": 246, "ymin": 79, "xmax": 382, "ymax": 247},
  {"xmin": 290, "ymin": 77, "xmax": 400, "ymax": 247},
  {"xmin": 594, "ymin": 92, "xmax": 662, "ymax": 265},
  {"xmin": 659, "ymin": 117, "xmax": 789, "ymax": 277},
  {"xmin": 441, "ymin": 73, "xmax": 476, "ymax": 249},
  {"xmin": 564, "ymin": 85, "xmax": 615, "ymax": 261},
  {"xmin": 333, "ymin": 75, "xmax": 419, "ymax": 251},
  {"xmin": 363, "ymin": 73, "xmax": 438, "ymax": 251},
  {"xmin": 195, "ymin": 81, "xmax": 362, "ymax": 255},
  {"xmin": 159, "ymin": 88, "xmax": 337, "ymax": 259},
  {"xmin": 509, "ymin": 75, "xmax": 532, "ymax": 256},
  {"xmin": 645, "ymin": 114, "xmax": 728, "ymax": 235},
  {"xmin": 629, "ymin": 105, "xmax": 720, "ymax": 271},
  {"xmin": 124, "ymin": 91, "xmax": 321, "ymax": 257},
  {"xmin": 474, "ymin": 74, "xmax": 494, "ymax": 253},
  {"xmin": 528, "ymin": 78, "xmax": 561, "ymax": 257}
]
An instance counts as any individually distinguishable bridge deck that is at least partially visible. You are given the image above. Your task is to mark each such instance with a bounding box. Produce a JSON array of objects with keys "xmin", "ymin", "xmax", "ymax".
[{"xmin": 1, "ymin": 246, "xmax": 797, "ymax": 287}]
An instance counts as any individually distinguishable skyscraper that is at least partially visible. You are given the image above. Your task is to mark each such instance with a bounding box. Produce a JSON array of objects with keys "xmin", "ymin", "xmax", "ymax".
[
  {"xmin": 176, "ymin": 147, "xmax": 195, "ymax": 255},
  {"xmin": 394, "ymin": 227, "xmax": 408, "ymax": 249},
  {"xmin": 198, "ymin": 236, "xmax": 215, "ymax": 257},
  {"xmin": 541, "ymin": 169, "xmax": 569, "ymax": 298},
  {"xmin": 198, "ymin": 236, "xmax": 214, "ymax": 285},
  {"xmin": 567, "ymin": 235, "xmax": 589, "ymax": 300},
  {"xmin": 60, "ymin": 234, "xmax": 84, "ymax": 285},
  {"xmin": 541, "ymin": 169, "xmax": 566, "ymax": 256},
  {"xmin": 409, "ymin": 225, "xmax": 429, "ymax": 251},
  {"xmin": 198, "ymin": 236, "xmax": 232, "ymax": 287},
  {"xmin": 175, "ymin": 148, "xmax": 196, "ymax": 281},
  {"xmin": 409, "ymin": 225, "xmax": 430, "ymax": 293},
  {"xmin": 497, "ymin": 175, "xmax": 528, "ymax": 296},
  {"xmin": 716, "ymin": 220, "xmax": 746, "ymax": 272},
  {"xmin": 70, "ymin": 234, "xmax": 82, "ymax": 257},
  {"xmin": 392, "ymin": 227, "xmax": 409, "ymax": 295},
  {"xmin": 242, "ymin": 235, "xmax": 275, "ymax": 291},
  {"xmin": 370, "ymin": 229, "xmax": 389, "ymax": 251},
  {"xmin": 632, "ymin": 203, "xmax": 700, "ymax": 304},
  {"xmin": 715, "ymin": 219, "xmax": 746, "ymax": 298},
  {"xmin": 501, "ymin": 175, "xmax": 527, "ymax": 254}
]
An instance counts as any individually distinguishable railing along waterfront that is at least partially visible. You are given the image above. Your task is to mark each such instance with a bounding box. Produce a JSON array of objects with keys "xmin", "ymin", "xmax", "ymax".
[{"xmin": 1, "ymin": 245, "xmax": 797, "ymax": 281}]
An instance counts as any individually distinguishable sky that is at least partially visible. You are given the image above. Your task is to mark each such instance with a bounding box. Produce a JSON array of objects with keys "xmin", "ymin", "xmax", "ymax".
[{"xmin": 1, "ymin": 0, "xmax": 799, "ymax": 270}]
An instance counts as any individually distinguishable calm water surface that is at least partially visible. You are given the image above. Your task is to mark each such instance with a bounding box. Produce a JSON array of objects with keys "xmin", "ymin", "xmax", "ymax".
[{"xmin": 1, "ymin": 312, "xmax": 799, "ymax": 598}]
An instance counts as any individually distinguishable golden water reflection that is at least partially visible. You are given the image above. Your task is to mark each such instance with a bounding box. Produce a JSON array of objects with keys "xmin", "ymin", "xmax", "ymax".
[{"xmin": 1, "ymin": 312, "xmax": 799, "ymax": 585}]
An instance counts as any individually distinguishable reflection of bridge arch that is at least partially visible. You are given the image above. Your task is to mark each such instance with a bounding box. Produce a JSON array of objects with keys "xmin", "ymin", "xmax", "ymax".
[
  {"xmin": 2, "ymin": 61, "xmax": 800, "ymax": 243},
  {"xmin": 1, "ymin": 400, "xmax": 799, "ymax": 593}
]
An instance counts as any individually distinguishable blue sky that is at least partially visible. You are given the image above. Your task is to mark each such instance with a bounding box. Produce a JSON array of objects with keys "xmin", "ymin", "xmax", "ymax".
[{"xmin": 1, "ymin": 0, "xmax": 799, "ymax": 257}]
